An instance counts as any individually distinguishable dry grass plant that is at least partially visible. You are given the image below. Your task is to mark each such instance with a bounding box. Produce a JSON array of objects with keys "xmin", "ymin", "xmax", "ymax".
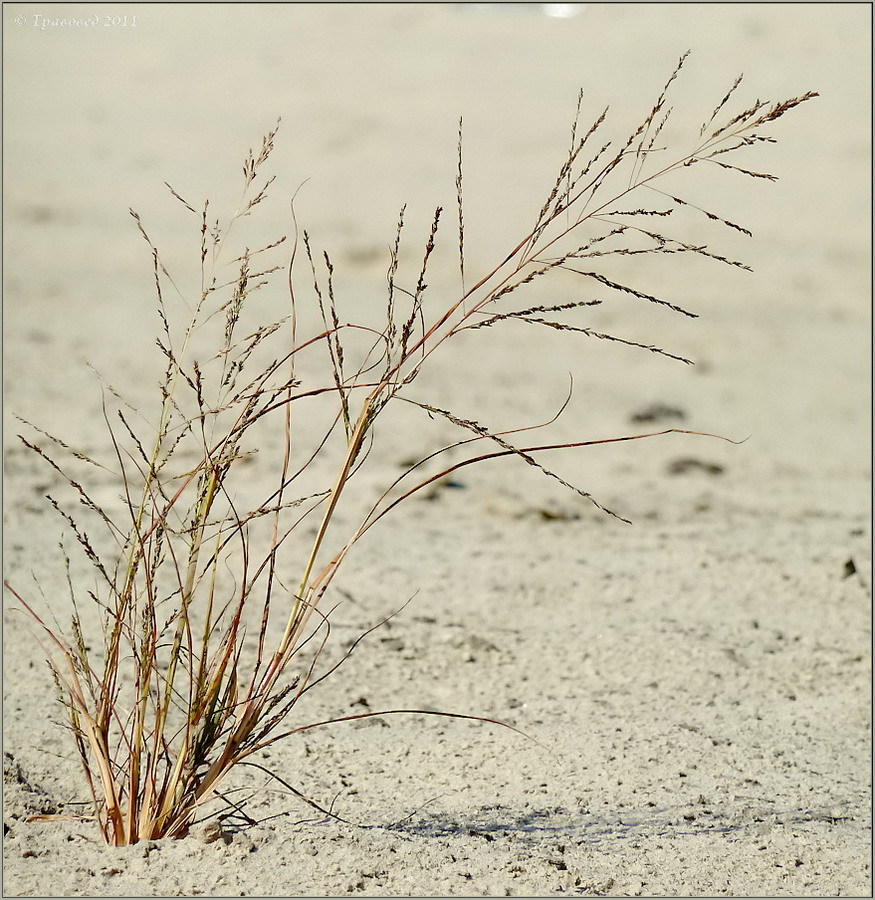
[{"xmin": 7, "ymin": 54, "xmax": 816, "ymax": 845}]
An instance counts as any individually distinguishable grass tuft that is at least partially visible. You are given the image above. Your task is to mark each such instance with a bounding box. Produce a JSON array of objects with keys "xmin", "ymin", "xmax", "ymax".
[{"xmin": 8, "ymin": 58, "xmax": 816, "ymax": 845}]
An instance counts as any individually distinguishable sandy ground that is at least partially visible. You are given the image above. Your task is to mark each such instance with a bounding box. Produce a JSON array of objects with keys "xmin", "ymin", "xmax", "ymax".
[{"xmin": 3, "ymin": 3, "xmax": 871, "ymax": 897}]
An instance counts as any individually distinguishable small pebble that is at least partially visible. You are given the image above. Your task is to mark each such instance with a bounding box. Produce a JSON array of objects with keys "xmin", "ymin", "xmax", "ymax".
[{"xmin": 193, "ymin": 820, "xmax": 222, "ymax": 844}]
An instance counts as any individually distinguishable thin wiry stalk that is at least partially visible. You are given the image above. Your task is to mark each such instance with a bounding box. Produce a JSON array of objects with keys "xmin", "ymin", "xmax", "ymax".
[{"xmin": 456, "ymin": 118, "xmax": 465, "ymax": 295}]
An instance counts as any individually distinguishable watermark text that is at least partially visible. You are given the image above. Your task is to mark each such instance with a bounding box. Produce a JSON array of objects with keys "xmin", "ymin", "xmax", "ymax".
[{"xmin": 14, "ymin": 13, "xmax": 138, "ymax": 30}]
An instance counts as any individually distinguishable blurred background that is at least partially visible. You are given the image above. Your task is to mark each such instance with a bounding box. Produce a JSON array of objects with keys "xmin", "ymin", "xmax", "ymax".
[
  {"xmin": 4, "ymin": 3, "xmax": 870, "ymax": 512},
  {"xmin": 5, "ymin": 3, "xmax": 867, "ymax": 292}
]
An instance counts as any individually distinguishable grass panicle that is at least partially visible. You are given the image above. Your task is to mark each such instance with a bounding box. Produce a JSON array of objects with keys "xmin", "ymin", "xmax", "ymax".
[{"xmin": 8, "ymin": 57, "xmax": 815, "ymax": 845}]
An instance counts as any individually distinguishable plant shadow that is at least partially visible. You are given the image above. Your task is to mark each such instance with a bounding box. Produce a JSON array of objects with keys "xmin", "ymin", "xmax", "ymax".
[{"xmin": 379, "ymin": 799, "xmax": 858, "ymax": 846}]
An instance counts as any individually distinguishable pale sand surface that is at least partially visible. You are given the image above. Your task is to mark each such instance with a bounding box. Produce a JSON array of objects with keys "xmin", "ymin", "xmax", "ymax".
[{"xmin": 3, "ymin": 3, "xmax": 871, "ymax": 897}]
